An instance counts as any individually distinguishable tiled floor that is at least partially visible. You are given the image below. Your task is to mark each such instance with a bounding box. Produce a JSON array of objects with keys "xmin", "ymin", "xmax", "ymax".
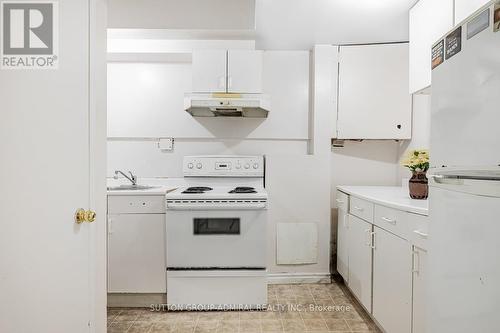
[{"xmin": 108, "ymin": 282, "xmax": 381, "ymax": 333}]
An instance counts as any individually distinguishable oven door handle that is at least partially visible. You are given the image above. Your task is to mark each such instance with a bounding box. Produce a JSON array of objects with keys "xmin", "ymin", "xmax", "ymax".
[{"xmin": 166, "ymin": 203, "xmax": 267, "ymax": 210}]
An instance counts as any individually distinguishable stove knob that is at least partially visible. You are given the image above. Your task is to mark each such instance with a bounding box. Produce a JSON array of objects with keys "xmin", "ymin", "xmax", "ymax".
[
  {"xmin": 244, "ymin": 163, "xmax": 250, "ymax": 169},
  {"xmin": 196, "ymin": 163, "xmax": 202, "ymax": 169},
  {"xmin": 188, "ymin": 163, "xmax": 194, "ymax": 169},
  {"xmin": 253, "ymin": 163, "xmax": 259, "ymax": 169}
]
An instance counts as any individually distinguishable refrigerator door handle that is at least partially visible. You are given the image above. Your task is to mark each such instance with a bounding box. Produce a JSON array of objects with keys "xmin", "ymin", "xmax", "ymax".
[{"xmin": 429, "ymin": 174, "xmax": 464, "ymax": 185}]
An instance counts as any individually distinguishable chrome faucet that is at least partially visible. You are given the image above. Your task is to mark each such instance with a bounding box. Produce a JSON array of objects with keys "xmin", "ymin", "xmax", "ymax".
[{"xmin": 114, "ymin": 170, "xmax": 137, "ymax": 186}]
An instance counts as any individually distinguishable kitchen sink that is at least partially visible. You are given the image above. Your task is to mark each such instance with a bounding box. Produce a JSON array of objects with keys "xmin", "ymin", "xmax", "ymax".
[{"xmin": 107, "ymin": 185, "xmax": 157, "ymax": 191}]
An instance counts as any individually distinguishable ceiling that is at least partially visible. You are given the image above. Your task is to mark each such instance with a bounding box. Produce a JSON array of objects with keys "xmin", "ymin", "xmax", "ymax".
[
  {"xmin": 255, "ymin": 0, "xmax": 420, "ymax": 49},
  {"xmin": 108, "ymin": 0, "xmax": 420, "ymax": 49}
]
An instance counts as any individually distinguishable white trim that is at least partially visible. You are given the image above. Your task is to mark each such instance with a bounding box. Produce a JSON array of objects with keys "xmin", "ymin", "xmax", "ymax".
[
  {"xmin": 107, "ymin": 52, "xmax": 191, "ymax": 63},
  {"xmin": 89, "ymin": 0, "xmax": 107, "ymax": 332},
  {"xmin": 107, "ymin": 29, "xmax": 256, "ymax": 41},
  {"xmin": 267, "ymin": 273, "xmax": 331, "ymax": 285}
]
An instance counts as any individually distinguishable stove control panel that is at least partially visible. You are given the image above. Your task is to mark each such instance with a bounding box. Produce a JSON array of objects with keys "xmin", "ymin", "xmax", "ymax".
[{"xmin": 183, "ymin": 156, "xmax": 265, "ymax": 177}]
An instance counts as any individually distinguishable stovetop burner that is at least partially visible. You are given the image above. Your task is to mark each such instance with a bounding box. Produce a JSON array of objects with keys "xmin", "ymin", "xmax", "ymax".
[
  {"xmin": 182, "ymin": 186, "xmax": 213, "ymax": 194},
  {"xmin": 229, "ymin": 186, "xmax": 257, "ymax": 194}
]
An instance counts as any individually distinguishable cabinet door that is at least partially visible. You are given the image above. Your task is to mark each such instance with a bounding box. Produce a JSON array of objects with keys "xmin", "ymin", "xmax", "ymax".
[
  {"xmin": 337, "ymin": 43, "xmax": 412, "ymax": 139},
  {"xmin": 409, "ymin": 0, "xmax": 454, "ymax": 93},
  {"xmin": 348, "ymin": 215, "xmax": 373, "ymax": 312},
  {"xmin": 108, "ymin": 214, "xmax": 166, "ymax": 293},
  {"xmin": 455, "ymin": 0, "xmax": 490, "ymax": 24},
  {"xmin": 372, "ymin": 226, "xmax": 412, "ymax": 333},
  {"xmin": 412, "ymin": 246, "xmax": 427, "ymax": 333},
  {"xmin": 192, "ymin": 50, "xmax": 227, "ymax": 93},
  {"xmin": 337, "ymin": 208, "xmax": 349, "ymax": 282},
  {"xmin": 227, "ymin": 50, "xmax": 263, "ymax": 93}
]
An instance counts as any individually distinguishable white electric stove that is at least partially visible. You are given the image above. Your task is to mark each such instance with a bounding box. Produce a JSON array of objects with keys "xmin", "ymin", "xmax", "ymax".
[{"xmin": 165, "ymin": 156, "xmax": 268, "ymax": 310}]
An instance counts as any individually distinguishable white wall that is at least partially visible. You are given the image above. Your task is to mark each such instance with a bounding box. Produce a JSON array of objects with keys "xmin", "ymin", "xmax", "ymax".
[
  {"xmin": 108, "ymin": 48, "xmax": 333, "ymax": 279},
  {"xmin": 108, "ymin": 0, "xmax": 255, "ymax": 30},
  {"xmin": 106, "ymin": 0, "xmax": 425, "ymax": 279}
]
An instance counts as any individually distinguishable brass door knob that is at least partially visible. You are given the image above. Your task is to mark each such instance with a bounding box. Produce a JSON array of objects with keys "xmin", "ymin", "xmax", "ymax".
[
  {"xmin": 86, "ymin": 210, "xmax": 96, "ymax": 222},
  {"xmin": 75, "ymin": 208, "xmax": 97, "ymax": 224}
]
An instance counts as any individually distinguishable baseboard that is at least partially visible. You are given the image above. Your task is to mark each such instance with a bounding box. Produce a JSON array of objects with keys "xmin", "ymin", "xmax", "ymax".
[
  {"xmin": 267, "ymin": 273, "xmax": 331, "ymax": 284},
  {"xmin": 108, "ymin": 293, "xmax": 167, "ymax": 308}
]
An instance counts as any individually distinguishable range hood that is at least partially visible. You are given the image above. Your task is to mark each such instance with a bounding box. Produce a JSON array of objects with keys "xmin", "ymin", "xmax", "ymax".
[{"xmin": 184, "ymin": 93, "xmax": 270, "ymax": 118}]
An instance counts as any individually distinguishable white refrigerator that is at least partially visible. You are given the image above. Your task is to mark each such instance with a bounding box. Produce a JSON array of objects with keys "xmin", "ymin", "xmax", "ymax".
[{"xmin": 428, "ymin": 2, "xmax": 500, "ymax": 332}]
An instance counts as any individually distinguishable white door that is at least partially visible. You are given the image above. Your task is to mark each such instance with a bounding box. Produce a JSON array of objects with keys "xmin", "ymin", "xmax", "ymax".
[
  {"xmin": 0, "ymin": 1, "xmax": 106, "ymax": 332},
  {"xmin": 347, "ymin": 215, "xmax": 372, "ymax": 312},
  {"xmin": 454, "ymin": 0, "xmax": 490, "ymax": 24},
  {"xmin": 336, "ymin": 191, "xmax": 349, "ymax": 282},
  {"xmin": 108, "ymin": 214, "xmax": 166, "ymax": 293},
  {"xmin": 192, "ymin": 49, "xmax": 227, "ymax": 93},
  {"xmin": 412, "ymin": 246, "xmax": 427, "ymax": 333},
  {"xmin": 227, "ymin": 50, "xmax": 263, "ymax": 93},
  {"xmin": 409, "ymin": 0, "xmax": 454, "ymax": 93},
  {"xmin": 337, "ymin": 43, "xmax": 412, "ymax": 139},
  {"xmin": 372, "ymin": 227, "xmax": 412, "ymax": 333}
]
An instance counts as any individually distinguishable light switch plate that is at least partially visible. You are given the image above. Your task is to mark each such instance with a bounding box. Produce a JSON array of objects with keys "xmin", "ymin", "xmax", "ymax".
[{"xmin": 158, "ymin": 138, "xmax": 174, "ymax": 151}]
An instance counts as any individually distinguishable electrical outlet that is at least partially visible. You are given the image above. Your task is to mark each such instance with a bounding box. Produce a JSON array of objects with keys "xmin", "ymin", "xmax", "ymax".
[{"xmin": 158, "ymin": 138, "xmax": 174, "ymax": 151}]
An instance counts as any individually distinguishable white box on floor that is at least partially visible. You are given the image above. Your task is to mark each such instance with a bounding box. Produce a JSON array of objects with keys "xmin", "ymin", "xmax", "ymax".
[{"xmin": 167, "ymin": 270, "xmax": 267, "ymax": 310}]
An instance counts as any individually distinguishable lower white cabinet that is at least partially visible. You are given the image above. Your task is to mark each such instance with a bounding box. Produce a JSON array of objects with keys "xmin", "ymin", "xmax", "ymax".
[
  {"xmin": 412, "ymin": 246, "xmax": 428, "ymax": 333},
  {"xmin": 337, "ymin": 189, "xmax": 429, "ymax": 333},
  {"xmin": 372, "ymin": 226, "xmax": 412, "ymax": 333},
  {"xmin": 336, "ymin": 191, "xmax": 349, "ymax": 282},
  {"xmin": 348, "ymin": 214, "xmax": 373, "ymax": 313},
  {"xmin": 108, "ymin": 213, "xmax": 166, "ymax": 293}
]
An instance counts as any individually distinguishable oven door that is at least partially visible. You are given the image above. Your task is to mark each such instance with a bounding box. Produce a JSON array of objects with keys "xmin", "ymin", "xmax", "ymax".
[{"xmin": 166, "ymin": 208, "xmax": 267, "ymax": 269}]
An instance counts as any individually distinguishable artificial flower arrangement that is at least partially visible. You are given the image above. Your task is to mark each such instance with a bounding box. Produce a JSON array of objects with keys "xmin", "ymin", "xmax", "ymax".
[
  {"xmin": 402, "ymin": 149, "xmax": 430, "ymax": 173},
  {"xmin": 401, "ymin": 149, "xmax": 430, "ymax": 200}
]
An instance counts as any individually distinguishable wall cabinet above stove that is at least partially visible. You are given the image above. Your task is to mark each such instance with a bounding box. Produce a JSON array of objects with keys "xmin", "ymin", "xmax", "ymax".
[
  {"xmin": 335, "ymin": 43, "xmax": 412, "ymax": 140},
  {"xmin": 192, "ymin": 49, "xmax": 263, "ymax": 94}
]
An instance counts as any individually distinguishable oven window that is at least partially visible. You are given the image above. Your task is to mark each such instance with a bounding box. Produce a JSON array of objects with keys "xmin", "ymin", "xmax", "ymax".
[{"xmin": 193, "ymin": 218, "xmax": 240, "ymax": 235}]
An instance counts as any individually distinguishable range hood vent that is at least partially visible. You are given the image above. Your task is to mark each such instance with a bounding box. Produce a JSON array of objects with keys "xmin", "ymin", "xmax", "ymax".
[{"xmin": 184, "ymin": 93, "xmax": 270, "ymax": 118}]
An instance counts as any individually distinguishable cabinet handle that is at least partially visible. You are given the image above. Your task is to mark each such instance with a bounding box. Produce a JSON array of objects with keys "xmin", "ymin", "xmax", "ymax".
[
  {"xmin": 353, "ymin": 206, "xmax": 364, "ymax": 212},
  {"xmin": 412, "ymin": 250, "xmax": 420, "ymax": 274},
  {"xmin": 364, "ymin": 228, "xmax": 371, "ymax": 246},
  {"xmin": 108, "ymin": 218, "xmax": 113, "ymax": 235},
  {"xmin": 413, "ymin": 230, "xmax": 428, "ymax": 239},
  {"xmin": 381, "ymin": 216, "xmax": 396, "ymax": 225},
  {"xmin": 371, "ymin": 231, "xmax": 376, "ymax": 249}
]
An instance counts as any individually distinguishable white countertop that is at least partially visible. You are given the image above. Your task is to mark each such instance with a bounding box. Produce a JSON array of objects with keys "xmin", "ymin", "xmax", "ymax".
[
  {"xmin": 337, "ymin": 186, "xmax": 428, "ymax": 216},
  {"xmin": 107, "ymin": 178, "xmax": 184, "ymax": 196},
  {"xmin": 107, "ymin": 185, "xmax": 177, "ymax": 196}
]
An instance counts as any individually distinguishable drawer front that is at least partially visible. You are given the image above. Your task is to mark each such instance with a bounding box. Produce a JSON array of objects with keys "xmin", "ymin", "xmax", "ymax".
[
  {"xmin": 336, "ymin": 191, "xmax": 349, "ymax": 212},
  {"xmin": 108, "ymin": 195, "xmax": 165, "ymax": 214},
  {"xmin": 349, "ymin": 197, "xmax": 374, "ymax": 223},
  {"xmin": 407, "ymin": 213, "xmax": 429, "ymax": 250},
  {"xmin": 374, "ymin": 205, "xmax": 408, "ymax": 240}
]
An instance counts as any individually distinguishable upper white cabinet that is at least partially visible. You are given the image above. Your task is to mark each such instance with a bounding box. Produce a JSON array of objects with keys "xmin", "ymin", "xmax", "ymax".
[
  {"xmin": 409, "ymin": 0, "xmax": 454, "ymax": 93},
  {"xmin": 454, "ymin": 0, "xmax": 490, "ymax": 24},
  {"xmin": 192, "ymin": 49, "xmax": 263, "ymax": 94},
  {"xmin": 192, "ymin": 50, "xmax": 227, "ymax": 93},
  {"xmin": 337, "ymin": 43, "xmax": 412, "ymax": 140},
  {"xmin": 227, "ymin": 50, "xmax": 263, "ymax": 93}
]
